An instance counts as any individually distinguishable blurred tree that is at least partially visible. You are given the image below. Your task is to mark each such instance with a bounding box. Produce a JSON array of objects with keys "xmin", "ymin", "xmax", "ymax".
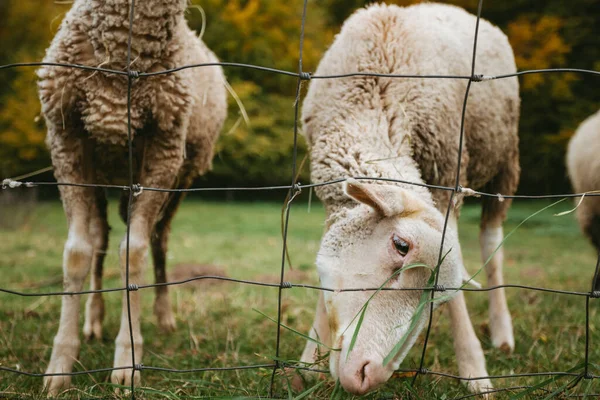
[
  {"xmin": 507, "ymin": 0, "xmax": 600, "ymax": 195},
  {"xmin": 190, "ymin": 0, "xmax": 332, "ymax": 93},
  {"xmin": 186, "ymin": 0, "xmax": 333, "ymax": 186},
  {"xmin": 0, "ymin": 1, "xmax": 68, "ymax": 178}
]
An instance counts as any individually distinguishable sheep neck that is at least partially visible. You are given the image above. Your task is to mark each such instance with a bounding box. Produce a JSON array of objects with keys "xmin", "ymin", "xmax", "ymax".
[
  {"xmin": 87, "ymin": 0, "xmax": 186, "ymax": 71},
  {"xmin": 321, "ymin": 126, "xmax": 435, "ymax": 217}
]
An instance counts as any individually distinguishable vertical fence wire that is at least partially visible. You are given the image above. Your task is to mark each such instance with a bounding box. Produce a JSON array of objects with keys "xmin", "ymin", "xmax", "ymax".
[
  {"xmin": 584, "ymin": 251, "xmax": 600, "ymax": 380},
  {"xmin": 125, "ymin": 0, "xmax": 138, "ymax": 397},
  {"xmin": 1, "ymin": 0, "xmax": 600, "ymax": 398},
  {"xmin": 269, "ymin": 0, "xmax": 310, "ymax": 395}
]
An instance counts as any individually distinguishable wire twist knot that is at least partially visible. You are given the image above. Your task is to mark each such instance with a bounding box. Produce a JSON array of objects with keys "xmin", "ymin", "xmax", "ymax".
[
  {"xmin": 280, "ymin": 282, "xmax": 292, "ymax": 289},
  {"xmin": 132, "ymin": 184, "xmax": 144, "ymax": 196},
  {"xmin": 293, "ymin": 182, "xmax": 302, "ymax": 194},
  {"xmin": 433, "ymin": 285, "xmax": 446, "ymax": 292},
  {"xmin": 128, "ymin": 70, "xmax": 140, "ymax": 79},
  {"xmin": 584, "ymin": 372, "xmax": 594, "ymax": 379},
  {"xmin": 591, "ymin": 291, "xmax": 600, "ymax": 299},
  {"xmin": 418, "ymin": 368, "xmax": 428, "ymax": 375},
  {"xmin": 471, "ymin": 74, "xmax": 495, "ymax": 82},
  {"xmin": 128, "ymin": 283, "xmax": 139, "ymax": 291},
  {"xmin": 2, "ymin": 179, "xmax": 21, "ymax": 189},
  {"xmin": 134, "ymin": 363, "xmax": 144, "ymax": 371},
  {"xmin": 299, "ymin": 72, "xmax": 311, "ymax": 80},
  {"xmin": 456, "ymin": 185, "xmax": 480, "ymax": 198},
  {"xmin": 1, "ymin": 179, "xmax": 34, "ymax": 189}
]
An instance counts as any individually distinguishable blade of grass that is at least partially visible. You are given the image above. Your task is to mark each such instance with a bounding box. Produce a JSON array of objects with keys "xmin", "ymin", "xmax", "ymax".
[
  {"xmin": 434, "ymin": 200, "xmax": 569, "ymax": 305},
  {"xmin": 280, "ymin": 152, "xmax": 309, "ymax": 270},
  {"xmin": 509, "ymin": 376, "xmax": 562, "ymax": 400},
  {"xmin": 382, "ymin": 252, "xmax": 446, "ymax": 366},
  {"xmin": 272, "ymin": 355, "xmax": 329, "ymax": 368},
  {"xmin": 463, "ymin": 198, "xmax": 568, "ymax": 288},
  {"xmin": 402, "ymin": 379, "xmax": 420, "ymax": 397},
  {"xmin": 282, "ymin": 367, "xmax": 294, "ymax": 400},
  {"xmin": 541, "ymin": 375, "xmax": 582, "ymax": 400},
  {"xmin": 554, "ymin": 190, "xmax": 600, "ymax": 217},
  {"xmin": 253, "ymin": 308, "xmax": 341, "ymax": 352},
  {"xmin": 344, "ymin": 262, "xmax": 432, "ymax": 358},
  {"xmin": 347, "ymin": 303, "xmax": 367, "ymax": 357},
  {"xmin": 582, "ymin": 377, "xmax": 593, "ymax": 399},
  {"xmin": 329, "ymin": 380, "xmax": 342, "ymax": 400},
  {"xmin": 293, "ymin": 379, "xmax": 326, "ymax": 400},
  {"xmin": 509, "ymin": 363, "xmax": 584, "ymax": 400}
]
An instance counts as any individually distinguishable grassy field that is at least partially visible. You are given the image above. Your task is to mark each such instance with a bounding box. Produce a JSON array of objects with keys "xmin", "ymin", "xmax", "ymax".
[{"xmin": 1, "ymin": 193, "xmax": 599, "ymax": 399}]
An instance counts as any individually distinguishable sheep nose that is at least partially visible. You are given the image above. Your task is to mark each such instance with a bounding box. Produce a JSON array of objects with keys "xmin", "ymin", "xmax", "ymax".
[{"xmin": 339, "ymin": 359, "xmax": 389, "ymax": 395}]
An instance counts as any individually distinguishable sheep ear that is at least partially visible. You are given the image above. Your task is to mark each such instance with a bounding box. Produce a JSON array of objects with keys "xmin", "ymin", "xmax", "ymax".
[{"xmin": 343, "ymin": 179, "xmax": 425, "ymax": 217}]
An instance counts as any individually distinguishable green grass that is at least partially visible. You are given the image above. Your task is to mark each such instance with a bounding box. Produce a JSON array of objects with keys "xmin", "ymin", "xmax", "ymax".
[{"xmin": 1, "ymin": 196, "xmax": 599, "ymax": 399}]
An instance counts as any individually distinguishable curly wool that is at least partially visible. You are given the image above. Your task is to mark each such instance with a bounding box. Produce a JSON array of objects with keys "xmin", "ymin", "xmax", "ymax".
[
  {"xmin": 302, "ymin": 2, "xmax": 520, "ymax": 217},
  {"xmin": 38, "ymin": 0, "xmax": 227, "ymax": 180}
]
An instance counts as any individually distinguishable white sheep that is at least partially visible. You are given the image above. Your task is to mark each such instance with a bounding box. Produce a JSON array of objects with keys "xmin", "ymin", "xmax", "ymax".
[
  {"xmin": 567, "ymin": 110, "xmax": 600, "ymax": 252},
  {"xmin": 37, "ymin": 0, "xmax": 226, "ymax": 394},
  {"xmin": 300, "ymin": 3, "xmax": 520, "ymax": 395}
]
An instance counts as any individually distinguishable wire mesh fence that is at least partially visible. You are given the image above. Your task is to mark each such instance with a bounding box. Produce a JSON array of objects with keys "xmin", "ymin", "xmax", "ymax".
[{"xmin": 1, "ymin": 0, "xmax": 600, "ymax": 398}]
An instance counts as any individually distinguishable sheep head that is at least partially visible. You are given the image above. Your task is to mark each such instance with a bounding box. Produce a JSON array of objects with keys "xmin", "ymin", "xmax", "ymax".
[{"xmin": 316, "ymin": 179, "xmax": 462, "ymax": 395}]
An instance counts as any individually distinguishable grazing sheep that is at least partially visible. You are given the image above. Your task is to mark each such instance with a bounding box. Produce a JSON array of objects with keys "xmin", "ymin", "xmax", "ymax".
[
  {"xmin": 300, "ymin": 3, "xmax": 520, "ymax": 395},
  {"xmin": 567, "ymin": 110, "xmax": 600, "ymax": 252},
  {"xmin": 37, "ymin": 0, "xmax": 226, "ymax": 394}
]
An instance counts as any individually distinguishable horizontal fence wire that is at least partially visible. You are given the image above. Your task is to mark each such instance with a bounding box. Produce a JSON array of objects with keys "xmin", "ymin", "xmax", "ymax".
[
  {"xmin": 4, "ymin": 364, "xmax": 597, "ymax": 380},
  {"xmin": 6, "ymin": 176, "xmax": 600, "ymax": 199},
  {"xmin": 1, "ymin": 0, "xmax": 600, "ymax": 398},
  {"xmin": 1, "ymin": 278, "xmax": 596, "ymax": 298},
  {"xmin": 2, "ymin": 62, "xmax": 599, "ymax": 80}
]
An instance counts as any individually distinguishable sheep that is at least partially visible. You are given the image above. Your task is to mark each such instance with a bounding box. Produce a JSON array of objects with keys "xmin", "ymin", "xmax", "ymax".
[
  {"xmin": 37, "ymin": 0, "xmax": 227, "ymax": 394},
  {"xmin": 567, "ymin": 110, "xmax": 600, "ymax": 252},
  {"xmin": 300, "ymin": 3, "xmax": 520, "ymax": 395}
]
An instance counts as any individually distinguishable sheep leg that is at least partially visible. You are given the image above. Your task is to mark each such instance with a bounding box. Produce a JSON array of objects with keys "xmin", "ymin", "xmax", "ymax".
[
  {"xmin": 480, "ymin": 223, "xmax": 513, "ymax": 352},
  {"xmin": 111, "ymin": 133, "xmax": 183, "ymax": 389},
  {"xmin": 300, "ymin": 291, "xmax": 331, "ymax": 365},
  {"xmin": 44, "ymin": 136, "xmax": 95, "ymax": 395},
  {"xmin": 151, "ymin": 189, "xmax": 188, "ymax": 332},
  {"xmin": 83, "ymin": 188, "xmax": 109, "ymax": 341},
  {"xmin": 447, "ymin": 214, "xmax": 492, "ymax": 394},
  {"xmin": 292, "ymin": 291, "xmax": 330, "ymax": 390},
  {"xmin": 448, "ymin": 292, "xmax": 493, "ymax": 395},
  {"xmin": 481, "ymin": 167, "xmax": 517, "ymax": 352}
]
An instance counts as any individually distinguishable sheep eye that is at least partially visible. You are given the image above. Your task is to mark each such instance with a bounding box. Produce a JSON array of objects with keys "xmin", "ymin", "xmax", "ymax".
[{"xmin": 392, "ymin": 234, "xmax": 410, "ymax": 256}]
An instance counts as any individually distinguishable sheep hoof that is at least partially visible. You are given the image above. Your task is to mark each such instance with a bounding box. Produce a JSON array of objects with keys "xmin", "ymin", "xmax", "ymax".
[
  {"xmin": 156, "ymin": 311, "xmax": 177, "ymax": 333},
  {"xmin": 489, "ymin": 315, "xmax": 515, "ymax": 353},
  {"xmin": 110, "ymin": 368, "xmax": 140, "ymax": 394},
  {"xmin": 282, "ymin": 367, "xmax": 305, "ymax": 392},
  {"xmin": 43, "ymin": 374, "xmax": 71, "ymax": 397},
  {"xmin": 83, "ymin": 318, "xmax": 103, "ymax": 341},
  {"xmin": 466, "ymin": 378, "xmax": 494, "ymax": 399},
  {"xmin": 491, "ymin": 330, "xmax": 515, "ymax": 354},
  {"xmin": 498, "ymin": 342, "xmax": 513, "ymax": 354},
  {"xmin": 111, "ymin": 342, "xmax": 142, "ymax": 393},
  {"xmin": 287, "ymin": 367, "xmax": 326, "ymax": 393},
  {"xmin": 84, "ymin": 294, "xmax": 104, "ymax": 341},
  {"xmin": 154, "ymin": 298, "xmax": 176, "ymax": 333}
]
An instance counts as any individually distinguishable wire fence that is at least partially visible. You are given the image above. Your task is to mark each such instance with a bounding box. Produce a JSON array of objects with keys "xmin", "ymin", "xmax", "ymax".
[{"xmin": 1, "ymin": 0, "xmax": 600, "ymax": 398}]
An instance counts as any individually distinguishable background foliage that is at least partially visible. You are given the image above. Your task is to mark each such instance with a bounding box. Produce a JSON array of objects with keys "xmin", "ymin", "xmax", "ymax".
[{"xmin": 0, "ymin": 0, "xmax": 598, "ymax": 193}]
